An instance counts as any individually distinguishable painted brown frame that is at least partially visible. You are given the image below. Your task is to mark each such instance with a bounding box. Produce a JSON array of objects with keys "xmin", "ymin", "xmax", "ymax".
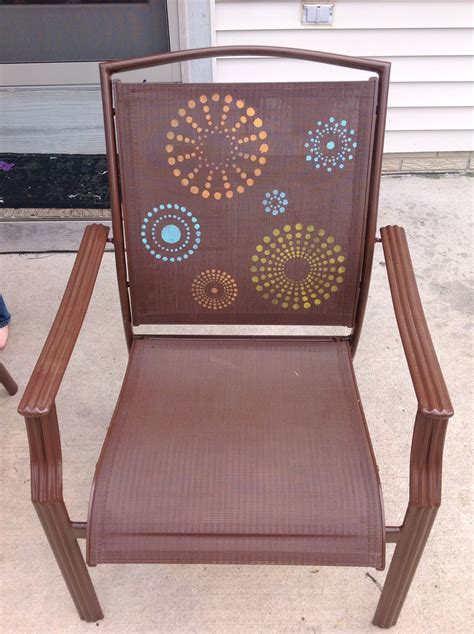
[
  {"xmin": 373, "ymin": 225, "xmax": 453, "ymax": 627},
  {"xmin": 18, "ymin": 224, "xmax": 108, "ymax": 622},
  {"xmin": 17, "ymin": 49, "xmax": 453, "ymax": 629},
  {"xmin": 99, "ymin": 45, "xmax": 390, "ymax": 352}
]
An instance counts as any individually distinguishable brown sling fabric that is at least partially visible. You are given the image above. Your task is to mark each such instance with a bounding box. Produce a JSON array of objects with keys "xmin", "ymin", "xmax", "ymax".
[
  {"xmin": 113, "ymin": 80, "xmax": 377, "ymax": 325},
  {"xmin": 87, "ymin": 338, "xmax": 384, "ymax": 568}
]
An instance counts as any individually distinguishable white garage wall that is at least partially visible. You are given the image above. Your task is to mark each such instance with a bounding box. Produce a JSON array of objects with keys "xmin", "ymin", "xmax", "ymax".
[{"xmin": 212, "ymin": 0, "xmax": 474, "ymax": 153}]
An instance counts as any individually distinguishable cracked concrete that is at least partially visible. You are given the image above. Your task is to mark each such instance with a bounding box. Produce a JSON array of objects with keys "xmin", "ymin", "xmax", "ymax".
[{"xmin": 0, "ymin": 175, "xmax": 472, "ymax": 633}]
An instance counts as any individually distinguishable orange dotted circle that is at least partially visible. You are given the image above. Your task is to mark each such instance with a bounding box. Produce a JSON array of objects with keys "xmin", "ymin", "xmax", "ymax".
[
  {"xmin": 166, "ymin": 94, "xmax": 268, "ymax": 200},
  {"xmin": 192, "ymin": 269, "xmax": 238, "ymax": 310}
]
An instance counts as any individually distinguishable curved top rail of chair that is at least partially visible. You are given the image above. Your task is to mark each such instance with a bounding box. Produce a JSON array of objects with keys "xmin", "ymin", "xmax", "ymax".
[{"xmin": 99, "ymin": 45, "xmax": 390, "ymax": 78}]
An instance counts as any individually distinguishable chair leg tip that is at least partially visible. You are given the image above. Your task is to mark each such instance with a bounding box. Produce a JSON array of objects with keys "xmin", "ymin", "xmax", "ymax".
[
  {"xmin": 372, "ymin": 615, "xmax": 397, "ymax": 629},
  {"xmin": 80, "ymin": 608, "xmax": 104, "ymax": 623}
]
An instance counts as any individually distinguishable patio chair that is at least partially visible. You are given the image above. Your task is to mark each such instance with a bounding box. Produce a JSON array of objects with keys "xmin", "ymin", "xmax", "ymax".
[{"xmin": 18, "ymin": 46, "xmax": 453, "ymax": 628}]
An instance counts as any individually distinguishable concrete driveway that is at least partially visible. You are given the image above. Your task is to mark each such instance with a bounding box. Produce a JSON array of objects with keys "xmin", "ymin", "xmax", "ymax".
[{"xmin": 1, "ymin": 174, "xmax": 472, "ymax": 633}]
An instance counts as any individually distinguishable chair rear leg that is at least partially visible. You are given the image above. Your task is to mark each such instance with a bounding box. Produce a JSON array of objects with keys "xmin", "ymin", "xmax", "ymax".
[
  {"xmin": 34, "ymin": 500, "xmax": 103, "ymax": 622},
  {"xmin": 373, "ymin": 506, "xmax": 438, "ymax": 628}
]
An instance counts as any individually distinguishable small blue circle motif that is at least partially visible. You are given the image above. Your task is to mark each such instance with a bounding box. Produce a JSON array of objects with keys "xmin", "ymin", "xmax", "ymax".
[
  {"xmin": 161, "ymin": 224, "xmax": 181, "ymax": 244},
  {"xmin": 305, "ymin": 116, "xmax": 358, "ymax": 173},
  {"xmin": 262, "ymin": 189, "xmax": 288, "ymax": 216},
  {"xmin": 140, "ymin": 203, "xmax": 201, "ymax": 263}
]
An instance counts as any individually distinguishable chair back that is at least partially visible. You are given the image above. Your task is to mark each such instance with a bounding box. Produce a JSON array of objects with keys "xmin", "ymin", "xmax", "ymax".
[{"xmin": 101, "ymin": 47, "xmax": 390, "ymax": 333}]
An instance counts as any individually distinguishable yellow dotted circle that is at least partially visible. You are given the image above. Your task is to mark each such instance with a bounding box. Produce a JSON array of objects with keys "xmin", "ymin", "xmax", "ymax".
[{"xmin": 250, "ymin": 224, "xmax": 346, "ymax": 310}]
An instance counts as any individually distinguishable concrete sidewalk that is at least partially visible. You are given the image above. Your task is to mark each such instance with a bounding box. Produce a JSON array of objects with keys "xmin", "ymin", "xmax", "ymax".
[{"xmin": 1, "ymin": 174, "xmax": 472, "ymax": 633}]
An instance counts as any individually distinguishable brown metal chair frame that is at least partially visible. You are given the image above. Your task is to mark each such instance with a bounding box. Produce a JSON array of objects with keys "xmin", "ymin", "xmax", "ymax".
[{"xmin": 18, "ymin": 46, "xmax": 453, "ymax": 628}]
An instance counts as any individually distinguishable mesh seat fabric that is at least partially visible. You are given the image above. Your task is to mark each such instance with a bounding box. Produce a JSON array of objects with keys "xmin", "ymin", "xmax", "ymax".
[{"xmin": 87, "ymin": 338, "xmax": 384, "ymax": 569}]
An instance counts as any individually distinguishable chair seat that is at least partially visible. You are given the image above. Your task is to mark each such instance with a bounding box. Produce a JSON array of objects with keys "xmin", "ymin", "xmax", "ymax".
[{"xmin": 87, "ymin": 337, "xmax": 384, "ymax": 569}]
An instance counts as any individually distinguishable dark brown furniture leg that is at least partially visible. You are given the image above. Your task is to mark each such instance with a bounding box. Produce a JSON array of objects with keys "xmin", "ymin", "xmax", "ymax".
[
  {"xmin": 374, "ymin": 506, "xmax": 438, "ymax": 627},
  {"xmin": 18, "ymin": 224, "xmax": 109, "ymax": 622},
  {"xmin": 34, "ymin": 501, "xmax": 103, "ymax": 622},
  {"xmin": 373, "ymin": 414, "xmax": 448, "ymax": 628},
  {"xmin": 25, "ymin": 408, "xmax": 103, "ymax": 622},
  {"xmin": 0, "ymin": 362, "xmax": 18, "ymax": 395}
]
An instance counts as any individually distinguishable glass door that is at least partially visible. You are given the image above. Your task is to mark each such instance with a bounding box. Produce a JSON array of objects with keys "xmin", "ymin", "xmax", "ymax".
[{"xmin": 0, "ymin": 0, "xmax": 170, "ymax": 63}]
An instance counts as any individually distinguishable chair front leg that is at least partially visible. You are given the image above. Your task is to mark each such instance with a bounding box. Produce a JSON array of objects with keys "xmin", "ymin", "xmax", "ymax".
[
  {"xmin": 25, "ymin": 407, "xmax": 103, "ymax": 622},
  {"xmin": 373, "ymin": 413, "xmax": 448, "ymax": 628}
]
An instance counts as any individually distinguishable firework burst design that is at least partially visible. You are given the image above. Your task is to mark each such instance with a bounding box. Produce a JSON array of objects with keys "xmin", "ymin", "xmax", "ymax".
[
  {"xmin": 191, "ymin": 269, "xmax": 238, "ymax": 310},
  {"xmin": 250, "ymin": 223, "xmax": 346, "ymax": 310},
  {"xmin": 140, "ymin": 203, "xmax": 201, "ymax": 263},
  {"xmin": 262, "ymin": 189, "xmax": 288, "ymax": 216},
  {"xmin": 166, "ymin": 93, "xmax": 269, "ymax": 200},
  {"xmin": 305, "ymin": 116, "xmax": 358, "ymax": 172}
]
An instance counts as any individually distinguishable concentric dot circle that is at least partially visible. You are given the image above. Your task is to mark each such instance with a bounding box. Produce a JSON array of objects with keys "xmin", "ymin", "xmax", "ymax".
[
  {"xmin": 166, "ymin": 93, "xmax": 268, "ymax": 200},
  {"xmin": 262, "ymin": 189, "xmax": 288, "ymax": 216},
  {"xmin": 191, "ymin": 269, "xmax": 238, "ymax": 310},
  {"xmin": 305, "ymin": 116, "xmax": 358, "ymax": 173},
  {"xmin": 140, "ymin": 203, "xmax": 201, "ymax": 263},
  {"xmin": 250, "ymin": 223, "xmax": 346, "ymax": 310}
]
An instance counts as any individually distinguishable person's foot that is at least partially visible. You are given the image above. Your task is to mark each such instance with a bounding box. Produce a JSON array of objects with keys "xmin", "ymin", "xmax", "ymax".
[{"xmin": 0, "ymin": 325, "xmax": 9, "ymax": 349}]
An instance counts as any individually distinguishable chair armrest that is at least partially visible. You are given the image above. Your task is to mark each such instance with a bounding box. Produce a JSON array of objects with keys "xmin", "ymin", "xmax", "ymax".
[
  {"xmin": 380, "ymin": 225, "xmax": 454, "ymax": 420},
  {"xmin": 18, "ymin": 224, "xmax": 110, "ymax": 418}
]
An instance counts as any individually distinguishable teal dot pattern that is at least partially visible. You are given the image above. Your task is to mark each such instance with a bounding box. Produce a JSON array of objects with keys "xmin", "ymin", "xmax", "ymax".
[
  {"xmin": 305, "ymin": 116, "xmax": 358, "ymax": 173},
  {"xmin": 262, "ymin": 189, "xmax": 288, "ymax": 216},
  {"xmin": 140, "ymin": 203, "xmax": 201, "ymax": 263}
]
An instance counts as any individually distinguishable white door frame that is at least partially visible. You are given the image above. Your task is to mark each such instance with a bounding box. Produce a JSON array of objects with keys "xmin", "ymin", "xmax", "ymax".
[
  {"xmin": 0, "ymin": 1, "xmax": 216, "ymax": 154},
  {"xmin": 0, "ymin": 0, "xmax": 182, "ymax": 86},
  {"xmin": 0, "ymin": 0, "xmax": 217, "ymax": 87}
]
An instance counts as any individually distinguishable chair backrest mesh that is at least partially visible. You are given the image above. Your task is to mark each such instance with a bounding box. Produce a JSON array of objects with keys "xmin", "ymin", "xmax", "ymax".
[{"xmin": 114, "ymin": 80, "xmax": 377, "ymax": 325}]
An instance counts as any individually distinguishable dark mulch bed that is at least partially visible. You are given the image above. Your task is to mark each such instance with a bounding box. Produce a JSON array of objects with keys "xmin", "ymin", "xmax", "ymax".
[{"xmin": 0, "ymin": 154, "xmax": 109, "ymax": 208}]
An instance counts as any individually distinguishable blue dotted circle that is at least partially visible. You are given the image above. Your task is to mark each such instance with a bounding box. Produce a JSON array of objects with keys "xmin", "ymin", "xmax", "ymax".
[
  {"xmin": 140, "ymin": 203, "xmax": 201, "ymax": 263},
  {"xmin": 305, "ymin": 116, "xmax": 358, "ymax": 173},
  {"xmin": 262, "ymin": 189, "xmax": 288, "ymax": 216}
]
